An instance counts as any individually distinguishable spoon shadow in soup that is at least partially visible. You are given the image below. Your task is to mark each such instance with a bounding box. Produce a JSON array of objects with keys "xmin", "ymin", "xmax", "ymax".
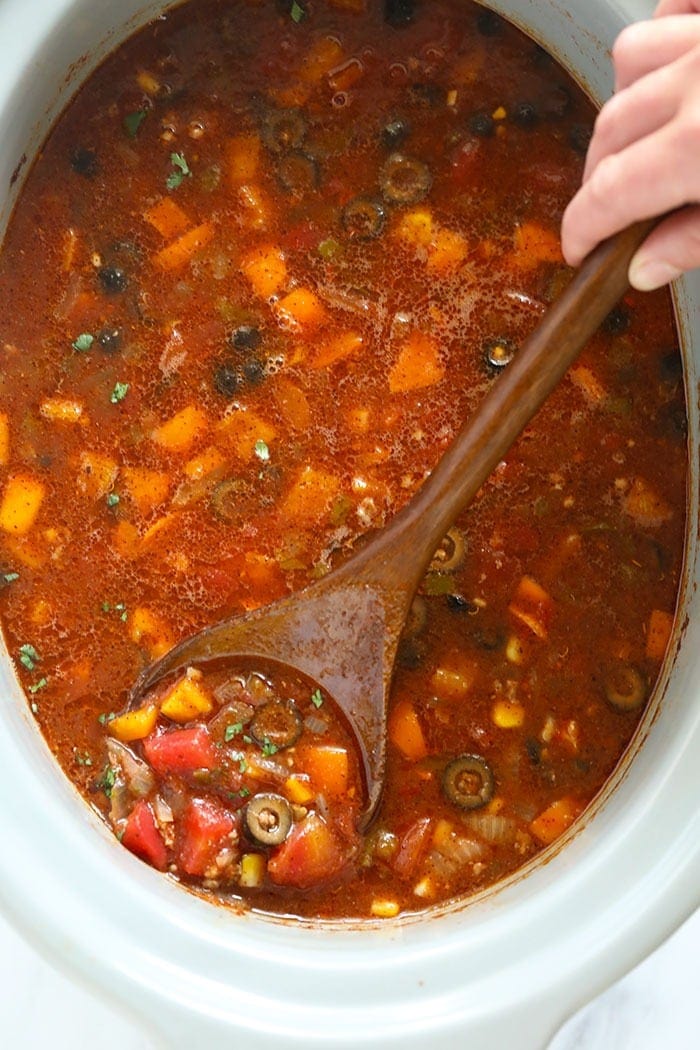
[{"xmin": 127, "ymin": 218, "xmax": 656, "ymax": 827}]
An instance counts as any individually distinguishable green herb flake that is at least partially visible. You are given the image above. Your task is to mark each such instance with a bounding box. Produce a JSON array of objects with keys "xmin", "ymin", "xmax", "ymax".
[
  {"xmin": 97, "ymin": 711, "xmax": 116, "ymax": 726},
  {"xmin": 106, "ymin": 492, "xmax": 120, "ymax": 508},
  {"xmin": 239, "ymin": 757, "xmax": 248, "ymax": 774},
  {"xmin": 261, "ymin": 737, "xmax": 279, "ymax": 757},
  {"xmin": 311, "ymin": 688, "xmax": 323, "ymax": 709},
  {"xmin": 123, "ymin": 109, "xmax": 147, "ymax": 138},
  {"xmin": 1, "ymin": 572, "xmax": 19, "ymax": 586},
  {"xmin": 98, "ymin": 765, "xmax": 117, "ymax": 798},
  {"xmin": 238, "ymin": 787, "xmax": 251, "ymax": 798},
  {"xmin": 73, "ymin": 749, "xmax": 93, "ymax": 767},
  {"xmin": 290, "ymin": 0, "xmax": 306, "ymax": 23},
  {"xmin": 254, "ymin": 439, "xmax": 270, "ymax": 462},
  {"xmin": 110, "ymin": 381, "xmax": 129, "ymax": 404},
  {"xmin": 224, "ymin": 722, "xmax": 243, "ymax": 742},
  {"xmin": 72, "ymin": 332, "xmax": 94, "ymax": 353},
  {"xmin": 166, "ymin": 151, "xmax": 192, "ymax": 191},
  {"xmin": 18, "ymin": 643, "xmax": 40, "ymax": 671},
  {"xmin": 28, "ymin": 677, "xmax": 48, "ymax": 695}
]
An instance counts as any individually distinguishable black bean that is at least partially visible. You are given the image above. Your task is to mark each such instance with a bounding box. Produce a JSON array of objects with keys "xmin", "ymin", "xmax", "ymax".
[
  {"xmin": 98, "ymin": 266, "xmax": 128, "ymax": 294},
  {"xmin": 213, "ymin": 363, "xmax": 240, "ymax": 397},
  {"xmin": 603, "ymin": 305, "xmax": 631, "ymax": 335},
  {"xmin": 228, "ymin": 325, "xmax": 262, "ymax": 353},
  {"xmin": 96, "ymin": 327, "xmax": 122, "ymax": 354},
  {"xmin": 70, "ymin": 147, "xmax": 98, "ymax": 178},
  {"xmin": 384, "ymin": 0, "xmax": 415, "ymax": 27},
  {"xmin": 469, "ymin": 112, "xmax": 495, "ymax": 138},
  {"xmin": 382, "ymin": 118, "xmax": 411, "ymax": 149},
  {"xmin": 512, "ymin": 101, "xmax": 539, "ymax": 128},
  {"xmin": 445, "ymin": 594, "xmax": 479, "ymax": 614},
  {"xmin": 242, "ymin": 358, "xmax": 266, "ymax": 385}
]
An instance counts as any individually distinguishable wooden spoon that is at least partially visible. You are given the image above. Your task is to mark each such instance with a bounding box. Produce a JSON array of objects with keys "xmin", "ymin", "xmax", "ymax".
[{"xmin": 129, "ymin": 219, "xmax": 655, "ymax": 827}]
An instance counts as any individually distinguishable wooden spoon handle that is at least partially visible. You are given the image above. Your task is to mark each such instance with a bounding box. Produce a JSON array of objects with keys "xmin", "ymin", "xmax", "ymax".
[{"xmin": 348, "ymin": 218, "xmax": 658, "ymax": 594}]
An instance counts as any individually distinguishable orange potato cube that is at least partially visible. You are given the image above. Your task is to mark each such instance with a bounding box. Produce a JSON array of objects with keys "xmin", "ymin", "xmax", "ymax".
[
  {"xmin": 241, "ymin": 244, "xmax": 287, "ymax": 299},
  {"xmin": 151, "ymin": 405, "xmax": 208, "ymax": 453},
  {"xmin": 274, "ymin": 287, "xmax": 327, "ymax": 329},
  {"xmin": 153, "ymin": 221, "xmax": 214, "ymax": 271},
  {"xmin": 0, "ymin": 475, "xmax": 45, "ymax": 536},
  {"xmin": 388, "ymin": 331, "xmax": 445, "ymax": 394},
  {"xmin": 281, "ymin": 465, "xmax": 341, "ymax": 526},
  {"xmin": 227, "ymin": 134, "xmax": 261, "ymax": 186},
  {"xmin": 130, "ymin": 606, "xmax": 175, "ymax": 658},
  {"xmin": 508, "ymin": 575, "xmax": 553, "ymax": 640},
  {"xmin": 121, "ymin": 467, "xmax": 171, "ymax": 515},
  {"xmin": 312, "ymin": 331, "xmax": 363, "ymax": 369},
  {"xmin": 160, "ymin": 672, "xmax": 213, "ymax": 723},
  {"xmin": 427, "ymin": 227, "xmax": 469, "ymax": 273},
  {"xmin": 512, "ymin": 221, "xmax": 563, "ymax": 269},
  {"xmin": 299, "ymin": 745, "xmax": 349, "ymax": 797},
  {"xmin": 183, "ymin": 445, "xmax": 227, "ymax": 481},
  {"xmin": 218, "ymin": 406, "xmax": 276, "ymax": 462},
  {"xmin": 108, "ymin": 704, "xmax": 159, "ymax": 743},
  {"xmin": 144, "ymin": 197, "xmax": 190, "ymax": 240}
]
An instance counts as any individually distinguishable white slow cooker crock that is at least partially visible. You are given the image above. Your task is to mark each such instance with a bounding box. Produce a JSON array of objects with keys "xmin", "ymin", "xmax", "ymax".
[{"xmin": 0, "ymin": 1, "xmax": 697, "ymax": 1047}]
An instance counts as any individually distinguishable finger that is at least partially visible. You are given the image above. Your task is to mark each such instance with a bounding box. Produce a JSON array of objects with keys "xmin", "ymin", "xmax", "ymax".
[
  {"xmin": 561, "ymin": 118, "xmax": 695, "ymax": 267},
  {"xmin": 583, "ymin": 61, "xmax": 681, "ymax": 182},
  {"xmin": 654, "ymin": 1, "xmax": 700, "ymax": 17},
  {"xmin": 613, "ymin": 17, "xmax": 700, "ymax": 90},
  {"xmin": 628, "ymin": 205, "xmax": 700, "ymax": 289}
]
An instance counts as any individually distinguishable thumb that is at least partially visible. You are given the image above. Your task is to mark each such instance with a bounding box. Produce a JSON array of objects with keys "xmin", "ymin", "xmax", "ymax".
[{"xmin": 629, "ymin": 205, "xmax": 700, "ymax": 289}]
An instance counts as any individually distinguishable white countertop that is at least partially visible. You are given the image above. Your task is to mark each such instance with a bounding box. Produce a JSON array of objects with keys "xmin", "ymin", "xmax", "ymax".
[{"xmin": 1, "ymin": 902, "xmax": 699, "ymax": 1048}]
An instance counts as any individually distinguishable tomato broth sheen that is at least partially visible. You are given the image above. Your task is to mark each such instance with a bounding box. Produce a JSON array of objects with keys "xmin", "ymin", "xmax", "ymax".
[{"xmin": 0, "ymin": 0, "xmax": 687, "ymax": 921}]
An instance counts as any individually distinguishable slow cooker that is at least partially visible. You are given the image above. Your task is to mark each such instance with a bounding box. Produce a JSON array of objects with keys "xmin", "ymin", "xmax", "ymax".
[{"xmin": 0, "ymin": 0, "xmax": 697, "ymax": 1046}]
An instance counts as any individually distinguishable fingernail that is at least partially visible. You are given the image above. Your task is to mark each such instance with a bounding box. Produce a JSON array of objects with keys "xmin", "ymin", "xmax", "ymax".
[{"xmin": 628, "ymin": 256, "xmax": 682, "ymax": 292}]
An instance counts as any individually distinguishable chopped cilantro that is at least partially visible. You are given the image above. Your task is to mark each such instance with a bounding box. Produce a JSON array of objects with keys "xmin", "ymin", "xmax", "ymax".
[
  {"xmin": 28, "ymin": 677, "xmax": 48, "ymax": 694},
  {"xmin": 261, "ymin": 737, "xmax": 279, "ymax": 757},
  {"xmin": 238, "ymin": 787, "xmax": 251, "ymax": 798},
  {"xmin": 1, "ymin": 572, "xmax": 19, "ymax": 586},
  {"xmin": 110, "ymin": 381, "xmax": 129, "ymax": 404},
  {"xmin": 106, "ymin": 492, "xmax": 120, "ymax": 507},
  {"xmin": 290, "ymin": 0, "xmax": 306, "ymax": 23},
  {"xmin": 97, "ymin": 765, "xmax": 117, "ymax": 798},
  {"xmin": 166, "ymin": 151, "xmax": 191, "ymax": 190},
  {"xmin": 123, "ymin": 109, "xmax": 147, "ymax": 138},
  {"xmin": 18, "ymin": 643, "xmax": 39, "ymax": 671},
  {"xmin": 97, "ymin": 711, "xmax": 116, "ymax": 725},
  {"xmin": 254, "ymin": 438, "xmax": 270, "ymax": 461},
  {"xmin": 224, "ymin": 722, "xmax": 243, "ymax": 742},
  {"xmin": 311, "ymin": 688, "xmax": 323, "ymax": 709},
  {"xmin": 72, "ymin": 332, "xmax": 94, "ymax": 353},
  {"xmin": 73, "ymin": 749, "xmax": 93, "ymax": 767},
  {"xmin": 239, "ymin": 756, "xmax": 248, "ymax": 773}
]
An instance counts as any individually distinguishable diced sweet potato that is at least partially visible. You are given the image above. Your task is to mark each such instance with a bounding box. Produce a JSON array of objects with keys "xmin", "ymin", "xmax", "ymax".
[
  {"xmin": 108, "ymin": 704, "xmax": 159, "ymax": 743},
  {"xmin": 150, "ymin": 405, "xmax": 208, "ymax": 453},
  {"xmin": 77, "ymin": 450, "xmax": 119, "ymax": 501},
  {"xmin": 122, "ymin": 467, "xmax": 171, "ymax": 515},
  {"xmin": 298, "ymin": 745, "xmax": 349, "ymax": 797},
  {"xmin": 130, "ymin": 606, "xmax": 175, "ymax": 659},
  {"xmin": 218, "ymin": 406, "xmax": 276, "ymax": 461},
  {"xmin": 40, "ymin": 398, "xmax": 86, "ymax": 424},
  {"xmin": 227, "ymin": 134, "xmax": 261, "ymax": 186},
  {"xmin": 388, "ymin": 331, "xmax": 445, "ymax": 393},
  {"xmin": 0, "ymin": 475, "xmax": 45, "ymax": 536},
  {"xmin": 241, "ymin": 244, "xmax": 287, "ymax": 298},
  {"xmin": 512, "ymin": 221, "xmax": 563, "ymax": 269},
  {"xmin": 274, "ymin": 287, "xmax": 327, "ymax": 329},
  {"xmin": 160, "ymin": 672, "xmax": 213, "ymax": 723},
  {"xmin": 508, "ymin": 575, "xmax": 553, "ymax": 640},
  {"xmin": 312, "ymin": 331, "xmax": 363, "ymax": 369},
  {"xmin": 144, "ymin": 196, "xmax": 190, "ymax": 239},
  {"xmin": 389, "ymin": 699, "xmax": 428, "ymax": 761},
  {"xmin": 280, "ymin": 465, "xmax": 341, "ymax": 525},
  {"xmin": 529, "ymin": 796, "xmax": 581, "ymax": 846},
  {"xmin": 153, "ymin": 222, "xmax": 214, "ymax": 271}
]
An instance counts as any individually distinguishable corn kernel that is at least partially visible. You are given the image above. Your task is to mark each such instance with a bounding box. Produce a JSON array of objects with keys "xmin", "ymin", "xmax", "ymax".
[
  {"xmin": 240, "ymin": 852, "xmax": 267, "ymax": 888},
  {"xmin": 136, "ymin": 70, "xmax": 161, "ymax": 95},
  {"xmin": 505, "ymin": 634, "xmax": 527, "ymax": 665},
  {"xmin": 370, "ymin": 899, "xmax": 400, "ymax": 919},
  {"xmin": 432, "ymin": 818, "xmax": 454, "ymax": 847},
  {"xmin": 492, "ymin": 698, "xmax": 525, "ymax": 729},
  {"xmin": 413, "ymin": 877, "xmax": 435, "ymax": 899},
  {"xmin": 492, "ymin": 105, "xmax": 507, "ymax": 120}
]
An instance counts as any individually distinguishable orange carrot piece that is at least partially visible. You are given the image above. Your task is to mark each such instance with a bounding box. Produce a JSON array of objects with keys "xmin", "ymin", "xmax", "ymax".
[
  {"xmin": 274, "ymin": 287, "xmax": 327, "ymax": 329},
  {"xmin": 530, "ymin": 796, "xmax": 581, "ymax": 846},
  {"xmin": 388, "ymin": 331, "xmax": 445, "ymax": 394},
  {"xmin": 121, "ymin": 466, "xmax": 171, "ymax": 515},
  {"xmin": 646, "ymin": 608, "xmax": 674, "ymax": 660},
  {"xmin": 312, "ymin": 331, "xmax": 364, "ymax": 369},
  {"xmin": 144, "ymin": 196, "xmax": 190, "ymax": 240},
  {"xmin": 299, "ymin": 745, "xmax": 349, "ymax": 797},
  {"xmin": 512, "ymin": 221, "xmax": 563, "ymax": 269},
  {"xmin": 240, "ymin": 244, "xmax": 287, "ymax": 299},
  {"xmin": 388, "ymin": 699, "xmax": 428, "ymax": 761},
  {"xmin": 153, "ymin": 221, "xmax": 214, "ymax": 271},
  {"xmin": 227, "ymin": 134, "xmax": 261, "ymax": 186}
]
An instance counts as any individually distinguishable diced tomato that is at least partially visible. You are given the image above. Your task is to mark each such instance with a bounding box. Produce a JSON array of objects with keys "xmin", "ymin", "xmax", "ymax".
[
  {"xmin": 122, "ymin": 799, "xmax": 168, "ymax": 871},
  {"xmin": 392, "ymin": 816, "xmax": 433, "ymax": 878},
  {"xmin": 143, "ymin": 726, "xmax": 218, "ymax": 777},
  {"xmin": 267, "ymin": 812, "xmax": 348, "ymax": 889},
  {"xmin": 178, "ymin": 796, "xmax": 237, "ymax": 877}
]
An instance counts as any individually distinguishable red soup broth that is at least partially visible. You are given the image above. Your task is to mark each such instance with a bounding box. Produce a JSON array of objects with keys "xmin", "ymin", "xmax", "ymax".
[{"xmin": 0, "ymin": 0, "xmax": 687, "ymax": 921}]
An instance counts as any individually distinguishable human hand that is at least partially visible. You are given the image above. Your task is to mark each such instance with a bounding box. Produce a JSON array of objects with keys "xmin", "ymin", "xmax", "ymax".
[{"xmin": 560, "ymin": 10, "xmax": 700, "ymax": 290}]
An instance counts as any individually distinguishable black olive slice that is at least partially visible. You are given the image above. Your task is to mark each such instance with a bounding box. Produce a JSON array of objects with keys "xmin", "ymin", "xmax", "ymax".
[
  {"xmin": 484, "ymin": 337, "xmax": 516, "ymax": 370},
  {"xmin": 429, "ymin": 527, "xmax": 466, "ymax": 572},
  {"xmin": 250, "ymin": 700, "xmax": 303, "ymax": 750},
  {"xmin": 277, "ymin": 150, "xmax": 319, "ymax": 195},
  {"xmin": 604, "ymin": 663, "xmax": 648, "ymax": 712},
  {"xmin": 245, "ymin": 793, "xmax": 293, "ymax": 846},
  {"xmin": 342, "ymin": 196, "xmax": 387, "ymax": 240},
  {"xmin": 379, "ymin": 153, "xmax": 432, "ymax": 205},
  {"xmin": 98, "ymin": 266, "xmax": 128, "ymax": 294},
  {"xmin": 442, "ymin": 754, "xmax": 494, "ymax": 810},
  {"xmin": 262, "ymin": 108, "xmax": 307, "ymax": 153}
]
